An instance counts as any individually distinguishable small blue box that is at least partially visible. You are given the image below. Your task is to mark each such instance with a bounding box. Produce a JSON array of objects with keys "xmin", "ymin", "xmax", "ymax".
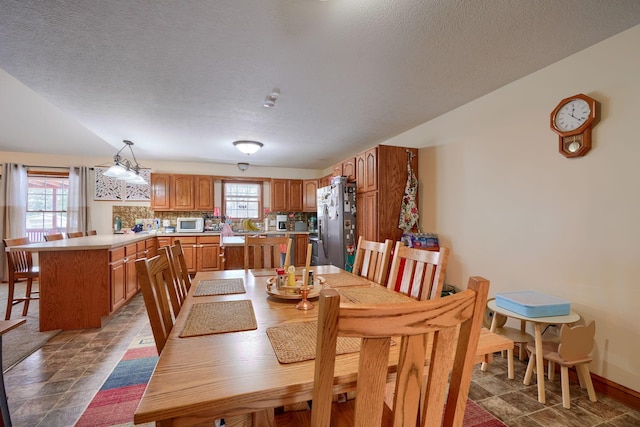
[{"xmin": 495, "ymin": 291, "xmax": 570, "ymax": 318}]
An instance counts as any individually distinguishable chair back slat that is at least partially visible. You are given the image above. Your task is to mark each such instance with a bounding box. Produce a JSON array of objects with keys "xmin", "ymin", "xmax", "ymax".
[
  {"xmin": 244, "ymin": 235, "xmax": 290, "ymax": 269},
  {"xmin": 66, "ymin": 231, "xmax": 84, "ymax": 238},
  {"xmin": 310, "ymin": 276, "xmax": 490, "ymax": 427},
  {"xmin": 3, "ymin": 237, "xmax": 33, "ymax": 273},
  {"xmin": 352, "ymin": 236, "xmax": 393, "ymax": 285},
  {"xmin": 387, "ymin": 242, "xmax": 449, "ymax": 301},
  {"xmin": 44, "ymin": 233, "xmax": 64, "ymax": 241}
]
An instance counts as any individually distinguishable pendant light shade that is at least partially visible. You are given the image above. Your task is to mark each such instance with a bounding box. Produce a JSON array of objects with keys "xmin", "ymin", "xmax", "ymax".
[
  {"xmin": 102, "ymin": 140, "xmax": 147, "ymax": 184},
  {"xmin": 233, "ymin": 140, "xmax": 263, "ymax": 155}
]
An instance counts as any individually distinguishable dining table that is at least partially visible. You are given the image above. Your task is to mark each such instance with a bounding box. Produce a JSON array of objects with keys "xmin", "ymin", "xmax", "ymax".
[
  {"xmin": 134, "ymin": 267, "xmax": 512, "ymax": 427},
  {"xmin": 486, "ymin": 299, "xmax": 581, "ymax": 404}
]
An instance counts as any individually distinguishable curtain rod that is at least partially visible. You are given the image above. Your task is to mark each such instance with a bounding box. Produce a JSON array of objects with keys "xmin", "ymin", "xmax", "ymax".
[{"xmin": 24, "ymin": 165, "xmax": 98, "ymax": 170}]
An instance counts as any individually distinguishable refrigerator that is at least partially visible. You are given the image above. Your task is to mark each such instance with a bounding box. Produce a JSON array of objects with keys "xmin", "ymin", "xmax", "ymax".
[{"xmin": 316, "ymin": 176, "xmax": 357, "ymax": 270}]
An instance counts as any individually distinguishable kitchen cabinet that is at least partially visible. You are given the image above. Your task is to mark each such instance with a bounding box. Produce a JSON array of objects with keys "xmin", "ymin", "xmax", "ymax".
[
  {"xmin": 150, "ymin": 173, "xmax": 214, "ymax": 211},
  {"xmin": 319, "ymin": 174, "xmax": 332, "ymax": 188},
  {"xmin": 302, "ymin": 179, "xmax": 318, "ymax": 212},
  {"xmin": 223, "ymin": 246, "xmax": 244, "ymax": 270},
  {"xmin": 356, "ymin": 147, "xmax": 378, "ymax": 193},
  {"xmin": 356, "ymin": 191, "xmax": 379, "ymax": 243},
  {"xmin": 271, "ymin": 179, "xmax": 303, "ymax": 212},
  {"xmin": 156, "ymin": 235, "xmax": 221, "ymax": 273},
  {"xmin": 109, "ymin": 247, "xmax": 127, "ymax": 312},
  {"xmin": 342, "ymin": 157, "xmax": 356, "ymax": 182},
  {"xmin": 124, "ymin": 243, "xmax": 138, "ymax": 300}
]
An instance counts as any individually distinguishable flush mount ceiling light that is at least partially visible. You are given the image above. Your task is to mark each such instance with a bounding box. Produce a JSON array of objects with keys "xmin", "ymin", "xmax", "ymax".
[
  {"xmin": 263, "ymin": 88, "xmax": 280, "ymax": 108},
  {"xmin": 102, "ymin": 140, "xmax": 147, "ymax": 184},
  {"xmin": 237, "ymin": 162, "xmax": 250, "ymax": 172},
  {"xmin": 233, "ymin": 140, "xmax": 263, "ymax": 155}
]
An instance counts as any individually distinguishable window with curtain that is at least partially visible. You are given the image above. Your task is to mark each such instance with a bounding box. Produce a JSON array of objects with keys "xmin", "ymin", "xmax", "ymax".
[
  {"xmin": 26, "ymin": 173, "xmax": 69, "ymax": 242},
  {"xmin": 223, "ymin": 181, "xmax": 262, "ymax": 219}
]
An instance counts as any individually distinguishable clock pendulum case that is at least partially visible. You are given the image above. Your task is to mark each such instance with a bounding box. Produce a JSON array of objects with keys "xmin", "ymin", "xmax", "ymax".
[{"xmin": 550, "ymin": 94, "xmax": 598, "ymax": 158}]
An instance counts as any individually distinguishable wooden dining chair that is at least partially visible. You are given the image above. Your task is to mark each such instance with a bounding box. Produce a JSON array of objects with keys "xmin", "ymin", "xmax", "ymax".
[
  {"xmin": 386, "ymin": 242, "xmax": 450, "ymax": 301},
  {"xmin": 86, "ymin": 230, "xmax": 97, "ymax": 236},
  {"xmin": 244, "ymin": 235, "xmax": 291, "ymax": 269},
  {"xmin": 135, "ymin": 247, "xmax": 179, "ymax": 354},
  {"xmin": 169, "ymin": 239, "xmax": 192, "ymax": 299},
  {"xmin": 351, "ymin": 236, "xmax": 393, "ymax": 285},
  {"xmin": 44, "ymin": 233, "xmax": 64, "ymax": 242},
  {"xmin": 274, "ymin": 276, "xmax": 490, "ymax": 427},
  {"xmin": 2, "ymin": 238, "xmax": 40, "ymax": 320},
  {"xmin": 66, "ymin": 231, "xmax": 85, "ymax": 238},
  {"xmin": 524, "ymin": 321, "xmax": 597, "ymax": 409}
]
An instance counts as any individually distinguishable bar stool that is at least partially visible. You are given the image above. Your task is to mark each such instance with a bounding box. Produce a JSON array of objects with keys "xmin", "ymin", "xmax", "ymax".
[{"xmin": 3, "ymin": 237, "xmax": 40, "ymax": 320}]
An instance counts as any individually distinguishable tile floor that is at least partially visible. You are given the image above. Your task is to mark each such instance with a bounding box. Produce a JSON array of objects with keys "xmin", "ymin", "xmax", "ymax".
[{"xmin": 4, "ymin": 294, "xmax": 640, "ymax": 427}]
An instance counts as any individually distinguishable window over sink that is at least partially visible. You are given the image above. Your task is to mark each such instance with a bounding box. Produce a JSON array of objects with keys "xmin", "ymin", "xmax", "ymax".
[{"xmin": 222, "ymin": 180, "xmax": 263, "ymax": 220}]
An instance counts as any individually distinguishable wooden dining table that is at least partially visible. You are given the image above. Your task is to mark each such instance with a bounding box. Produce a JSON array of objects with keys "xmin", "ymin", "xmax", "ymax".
[{"xmin": 134, "ymin": 267, "xmax": 512, "ymax": 427}]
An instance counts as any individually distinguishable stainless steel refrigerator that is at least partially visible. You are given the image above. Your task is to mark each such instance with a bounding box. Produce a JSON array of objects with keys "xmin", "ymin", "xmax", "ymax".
[{"xmin": 316, "ymin": 176, "xmax": 357, "ymax": 270}]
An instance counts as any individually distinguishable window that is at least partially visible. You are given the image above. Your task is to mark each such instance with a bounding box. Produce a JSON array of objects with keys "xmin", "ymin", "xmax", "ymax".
[
  {"xmin": 26, "ymin": 173, "xmax": 69, "ymax": 242},
  {"xmin": 223, "ymin": 181, "xmax": 262, "ymax": 220}
]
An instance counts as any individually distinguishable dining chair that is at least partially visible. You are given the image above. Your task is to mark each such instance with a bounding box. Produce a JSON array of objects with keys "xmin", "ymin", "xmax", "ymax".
[
  {"xmin": 351, "ymin": 236, "xmax": 393, "ymax": 285},
  {"xmin": 169, "ymin": 239, "xmax": 192, "ymax": 298},
  {"xmin": 66, "ymin": 231, "xmax": 85, "ymax": 238},
  {"xmin": 135, "ymin": 247, "xmax": 178, "ymax": 354},
  {"xmin": 244, "ymin": 235, "xmax": 291, "ymax": 269},
  {"xmin": 274, "ymin": 276, "xmax": 490, "ymax": 427},
  {"xmin": 524, "ymin": 320, "xmax": 597, "ymax": 409},
  {"xmin": 2, "ymin": 238, "xmax": 40, "ymax": 320},
  {"xmin": 44, "ymin": 233, "xmax": 64, "ymax": 241},
  {"xmin": 86, "ymin": 230, "xmax": 97, "ymax": 236},
  {"xmin": 386, "ymin": 242, "xmax": 450, "ymax": 301}
]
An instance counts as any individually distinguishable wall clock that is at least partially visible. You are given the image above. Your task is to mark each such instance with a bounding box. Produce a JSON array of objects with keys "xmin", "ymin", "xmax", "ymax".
[{"xmin": 550, "ymin": 93, "xmax": 598, "ymax": 158}]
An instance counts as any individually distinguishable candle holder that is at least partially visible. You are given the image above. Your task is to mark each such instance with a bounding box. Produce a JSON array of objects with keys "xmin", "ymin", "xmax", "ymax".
[{"xmin": 295, "ymin": 289, "xmax": 314, "ymax": 310}]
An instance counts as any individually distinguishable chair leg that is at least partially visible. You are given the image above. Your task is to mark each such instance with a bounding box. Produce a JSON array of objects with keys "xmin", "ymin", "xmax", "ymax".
[
  {"xmin": 560, "ymin": 366, "xmax": 571, "ymax": 409},
  {"xmin": 576, "ymin": 364, "xmax": 597, "ymax": 403},
  {"xmin": 548, "ymin": 360, "xmax": 555, "ymax": 381},
  {"xmin": 5, "ymin": 279, "xmax": 15, "ymax": 320},
  {"xmin": 507, "ymin": 348, "xmax": 514, "ymax": 380},
  {"xmin": 21, "ymin": 278, "xmax": 33, "ymax": 317},
  {"xmin": 524, "ymin": 353, "xmax": 535, "ymax": 385}
]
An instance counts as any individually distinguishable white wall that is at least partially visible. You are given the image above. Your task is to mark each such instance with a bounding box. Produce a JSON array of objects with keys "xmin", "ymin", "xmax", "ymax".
[{"xmin": 385, "ymin": 25, "xmax": 640, "ymax": 392}]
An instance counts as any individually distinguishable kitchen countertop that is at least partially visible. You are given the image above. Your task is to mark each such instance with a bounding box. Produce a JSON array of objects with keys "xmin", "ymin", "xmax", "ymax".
[
  {"xmin": 7, "ymin": 233, "xmax": 155, "ymax": 252},
  {"xmin": 157, "ymin": 231, "xmax": 309, "ymax": 237}
]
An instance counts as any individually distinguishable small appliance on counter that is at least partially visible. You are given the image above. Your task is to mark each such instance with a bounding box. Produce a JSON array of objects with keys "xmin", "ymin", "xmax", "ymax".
[
  {"xmin": 164, "ymin": 226, "xmax": 176, "ymax": 233},
  {"xmin": 276, "ymin": 215, "xmax": 288, "ymax": 231},
  {"xmin": 176, "ymin": 217, "xmax": 204, "ymax": 232}
]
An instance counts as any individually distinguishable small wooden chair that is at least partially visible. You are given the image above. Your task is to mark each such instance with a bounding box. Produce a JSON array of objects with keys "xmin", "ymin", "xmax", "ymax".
[
  {"xmin": 244, "ymin": 235, "xmax": 291, "ymax": 269},
  {"xmin": 386, "ymin": 242, "xmax": 450, "ymax": 301},
  {"xmin": 66, "ymin": 231, "xmax": 84, "ymax": 238},
  {"xmin": 274, "ymin": 276, "xmax": 490, "ymax": 427},
  {"xmin": 3, "ymin": 238, "xmax": 39, "ymax": 320},
  {"xmin": 44, "ymin": 233, "xmax": 64, "ymax": 241},
  {"xmin": 351, "ymin": 236, "xmax": 393, "ymax": 285},
  {"xmin": 135, "ymin": 247, "xmax": 178, "ymax": 354},
  {"xmin": 86, "ymin": 230, "xmax": 97, "ymax": 236},
  {"xmin": 524, "ymin": 321, "xmax": 597, "ymax": 409}
]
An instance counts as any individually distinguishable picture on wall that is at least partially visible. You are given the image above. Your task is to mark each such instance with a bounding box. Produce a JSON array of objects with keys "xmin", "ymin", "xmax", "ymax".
[{"xmin": 94, "ymin": 167, "xmax": 151, "ymax": 201}]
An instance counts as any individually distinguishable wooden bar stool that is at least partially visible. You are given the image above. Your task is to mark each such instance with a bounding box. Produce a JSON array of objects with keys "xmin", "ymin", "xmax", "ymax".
[{"xmin": 3, "ymin": 238, "xmax": 40, "ymax": 320}]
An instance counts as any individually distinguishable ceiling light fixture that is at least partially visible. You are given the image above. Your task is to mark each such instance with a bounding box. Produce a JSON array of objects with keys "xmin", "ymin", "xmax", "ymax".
[
  {"xmin": 233, "ymin": 140, "xmax": 264, "ymax": 155},
  {"xmin": 237, "ymin": 162, "xmax": 249, "ymax": 172},
  {"xmin": 102, "ymin": 140, "xmax": 147, "ymax": 184},
  {"xmin": 263, "ymin": 88, "xmax": 280, "ymax": 108}
]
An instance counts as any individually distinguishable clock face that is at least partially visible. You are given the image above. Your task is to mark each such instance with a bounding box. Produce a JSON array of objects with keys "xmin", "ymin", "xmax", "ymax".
[{"xmin": 553, "ymin": 98, "xmax": 592, "ymax": 132}]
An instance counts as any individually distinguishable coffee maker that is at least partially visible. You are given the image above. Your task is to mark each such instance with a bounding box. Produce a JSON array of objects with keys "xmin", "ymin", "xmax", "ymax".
[{"xmin": 276, "ymin": 215, "xmax": 288, "ymax": 231}]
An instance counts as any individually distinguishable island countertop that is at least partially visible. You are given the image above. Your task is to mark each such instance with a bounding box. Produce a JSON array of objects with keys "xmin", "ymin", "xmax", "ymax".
[{"xmin": 7, "ymin": 233, "xmax": 154, "ymax": 252}]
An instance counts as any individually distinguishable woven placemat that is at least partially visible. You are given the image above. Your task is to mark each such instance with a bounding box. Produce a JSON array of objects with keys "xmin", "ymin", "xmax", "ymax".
[
  {"xmin": 179, "ymin": 300, "xmax": 257, "ymax": 338},
  {"xmin": 322, "ymin": 272, "xmax": 374, "ymax": 288},
  {"xmin": 266, "ymin": 321, "xmax": 361, "ymax": 364},
  {"xmin": 337, "ymin": 286, "xmax": 414, "ymax": 304},
  {"xmin": 194, "ymin": 278, "xmax": 245, "ymax": 296}
]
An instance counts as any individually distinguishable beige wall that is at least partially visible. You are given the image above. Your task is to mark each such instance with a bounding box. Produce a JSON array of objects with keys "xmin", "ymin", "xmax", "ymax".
[{"xmin": 385, "ymin": 25, "xmax": 640, "ymax": 392}]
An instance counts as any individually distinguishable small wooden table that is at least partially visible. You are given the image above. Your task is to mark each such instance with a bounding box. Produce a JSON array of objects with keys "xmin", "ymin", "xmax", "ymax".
[
  {"xmin": 1, "ymin": 319, "xmax": 26, "ymax": 427},
  {"xmin": 487, "ymin": 299, "xmax": 580, "ymax": 404}
]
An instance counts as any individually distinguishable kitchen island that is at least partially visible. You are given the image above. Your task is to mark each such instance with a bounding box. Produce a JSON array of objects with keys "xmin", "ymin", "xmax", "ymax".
[{"xmin": 9, "ymin": 233, "xmax": 157, "ymax": 331}]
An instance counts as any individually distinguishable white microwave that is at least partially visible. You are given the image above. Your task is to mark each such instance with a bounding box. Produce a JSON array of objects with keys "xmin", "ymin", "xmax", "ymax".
[{"xmin": 176, "ymin": 217, "xmax": 204, "ymax": 233}]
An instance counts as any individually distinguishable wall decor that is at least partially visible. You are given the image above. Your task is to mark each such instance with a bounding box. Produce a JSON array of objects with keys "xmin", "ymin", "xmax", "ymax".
[{"xmin": 94, "ymin": 167, "xmax": 150, "ymax": 201}]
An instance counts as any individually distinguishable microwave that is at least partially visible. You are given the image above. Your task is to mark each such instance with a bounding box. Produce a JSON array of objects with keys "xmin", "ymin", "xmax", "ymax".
[{"xmin": 176, "ymin": 217, "xmax": 204, "ymax": 233}]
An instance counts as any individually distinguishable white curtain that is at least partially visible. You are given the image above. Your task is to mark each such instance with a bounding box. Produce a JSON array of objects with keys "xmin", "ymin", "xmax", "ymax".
[
  {"xmin": 67, "ymin": 166, "xmax": 92, "ymax": 234},
  {"xmin": 1, "ymin": 163, "xmax": 28, "ymax": 281}
]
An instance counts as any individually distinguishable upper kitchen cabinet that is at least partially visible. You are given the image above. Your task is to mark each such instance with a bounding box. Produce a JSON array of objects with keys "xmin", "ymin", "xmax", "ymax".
[
  {"xmin": 150, "ymin": 173, "xmax": 214, "ymax": 211},
  {"xmin": 302, "ymin": 179, "xmax": 318, "ymax": 212},
  {"xmin": 319, "ymin": 174, "xmax": 332, "ymax": 188},
  {"xmin": 356, "ymin": 148, "xmax": 378, "ymax": 193},
  {"xmin": 271, "ymin": 179, "xmax": 303, "ymax": 212},
  {"xmin": 332, "ymin": 158, "xmax": 356, "ymax": 182}
]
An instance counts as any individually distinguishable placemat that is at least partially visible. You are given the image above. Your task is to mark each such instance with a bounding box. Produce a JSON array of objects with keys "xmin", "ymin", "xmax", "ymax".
[
  {"xmin": 337, "ymin": 286, "xmax": 414, "ymax": 304},
  {"xmin": 194, "ymin": 278, "xmax": 245, "ymax": 296},
  {"xmin": 179, "ymin": 300, "xmax": 257, "ymax": 338},
  {"xmin": 321, "ymin": 272, "xmax": 374, "ymax": 288},
  {"xmin": 266, "ymin": 321, "xmax": 361, "ymax": 364}
]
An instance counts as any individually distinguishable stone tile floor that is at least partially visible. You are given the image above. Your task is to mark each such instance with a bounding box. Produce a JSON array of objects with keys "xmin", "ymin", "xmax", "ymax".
[{"xmin": 4, "ymin": 294, "xmax": 640, "ymax": 426}]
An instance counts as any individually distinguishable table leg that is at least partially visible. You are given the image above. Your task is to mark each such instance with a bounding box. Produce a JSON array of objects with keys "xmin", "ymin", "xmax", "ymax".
[
  {"xmin": 534, "ymin": 323, "xmax": 545, "ymax": 404},
  {"xmin": 481, "ymin": 310, "xmax": 499, "ymax": 372},
  {"xmin": 0, "ymin": 336, "xmax": 11, "ymax": 427}
]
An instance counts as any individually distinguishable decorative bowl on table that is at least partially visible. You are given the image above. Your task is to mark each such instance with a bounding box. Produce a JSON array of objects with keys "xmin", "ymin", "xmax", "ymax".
[{"xmin": 265, "ymin": 276, "xmax": 325, "ymax": 300}]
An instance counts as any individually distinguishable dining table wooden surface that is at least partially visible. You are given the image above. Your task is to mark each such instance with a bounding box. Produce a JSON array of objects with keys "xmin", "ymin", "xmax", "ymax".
[{"xmin": 134, "ymin": 267, "xmax": 511, "ymax": 427}]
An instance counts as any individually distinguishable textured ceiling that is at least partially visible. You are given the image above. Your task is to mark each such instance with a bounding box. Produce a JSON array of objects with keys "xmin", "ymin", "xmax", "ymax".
[{"xmin": 1, "ymin": 1, "xmax": 640, "ymax": 169}]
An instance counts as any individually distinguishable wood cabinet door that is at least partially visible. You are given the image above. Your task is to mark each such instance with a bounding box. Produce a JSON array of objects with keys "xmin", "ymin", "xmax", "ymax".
[
  {"xmin": 125, "ymin": 251, "xmax": 138, "ymax": 298},
  {"xmin": 362, "ymin": 191, "xmax": 378, "ymax": 242},
  {"xmin": 224, "ymin": 246, "xmax": 245, "ymax": 270},
  {"xmin": 288, "ymin": 180, "xmax": 303, "ymax": 212},
  {"xmin": 332, "ymin": 163, "xmax": 343, "ymax": 177},
  {"xmin": 302, "ymin": 179, "xmax": 318, "ymax": 212},
  {"xmin": 171, "ymin": 175, "xmax": 195, "ymax": 210},
  {"xmin": 319, "ymin": 174, "xmax": 332, "ymax": 188},
  {"xmin": 271, "ymin": 179, "xmax": 289, "ymax": 211},
  {"xmin": 150, "ymin": 174, "xmax": 171, "ymax": 210},
  {"xmin": 294, "ymin": 234, "xmax": 309, "ymax": 266},
  {"xmin": 342, "ymin": 157, "xmax": 356, "ymax": 182},
  {"xmin": 109, "ymin": 256, "xmax": 126, "ymax": 312},
  {"xmin": 364, "ymin": 148, "xmax": 378, "ymax": 192},
  {"xmin": 355, "ymin": 153, "xmax": 366, "ymax": 193},
  {"xmin": 198, "ymin": 244, "xmax": 221, "ymax": 271},
  {"xmin": 195, "ymin": 175, "xmax": 214, "ymax": 211}
]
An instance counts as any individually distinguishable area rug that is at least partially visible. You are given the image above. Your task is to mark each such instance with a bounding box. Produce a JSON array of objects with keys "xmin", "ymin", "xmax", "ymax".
[
  {"xmin": 76, "ymin": 334, "xmax": 506, "ymax": 427},
  {"xmin": 1, "ymin": 282, "xmax": 62, "ymax": 372}
]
